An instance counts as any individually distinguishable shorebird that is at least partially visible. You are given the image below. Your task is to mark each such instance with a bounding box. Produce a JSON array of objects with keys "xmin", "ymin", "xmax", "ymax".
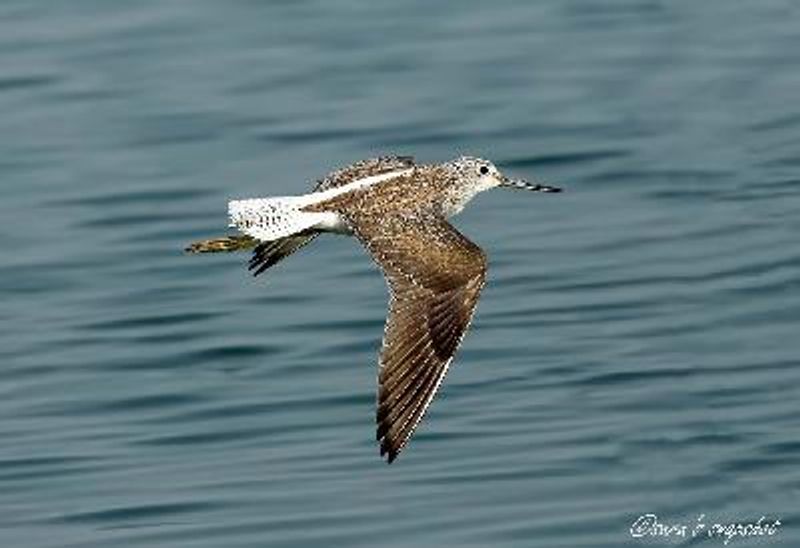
[{"xmin": 186, "ymin": 155, "xmax": 561, "ymax": 463}]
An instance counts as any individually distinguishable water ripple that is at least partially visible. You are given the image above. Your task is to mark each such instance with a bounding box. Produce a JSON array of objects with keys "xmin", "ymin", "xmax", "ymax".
[{"xmin": 2, "ymin": 2, "xmax": 800, "ymax": 548}]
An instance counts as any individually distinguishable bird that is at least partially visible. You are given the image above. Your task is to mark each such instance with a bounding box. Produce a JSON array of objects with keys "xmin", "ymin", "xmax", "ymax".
[{"xmin": 186, "ymin": 155, "xmax": 561, "ymax": 463}]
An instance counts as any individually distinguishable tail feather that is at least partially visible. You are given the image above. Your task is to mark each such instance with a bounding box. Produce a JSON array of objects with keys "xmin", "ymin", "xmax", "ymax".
[{"xmin": 228, "ymin": 196, "xmax": 331, "ymax": 242}]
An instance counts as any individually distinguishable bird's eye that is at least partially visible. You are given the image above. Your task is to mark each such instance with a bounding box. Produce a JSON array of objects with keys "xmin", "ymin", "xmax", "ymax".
[{"xmin": 479, "ymin": 165, "xmax": 489, "ymax": 175}]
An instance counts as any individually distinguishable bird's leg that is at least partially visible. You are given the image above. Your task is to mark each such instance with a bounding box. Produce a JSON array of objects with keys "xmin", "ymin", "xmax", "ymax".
[{"xmin": 185, "ymin": 235, "xmax": 259, "ymax": 253}]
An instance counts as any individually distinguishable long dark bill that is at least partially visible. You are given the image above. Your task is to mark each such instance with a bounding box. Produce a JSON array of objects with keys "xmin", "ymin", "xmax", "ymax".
[{"xmin": 500, "ymin": 178, "xmax": 562, "ymax": 193}]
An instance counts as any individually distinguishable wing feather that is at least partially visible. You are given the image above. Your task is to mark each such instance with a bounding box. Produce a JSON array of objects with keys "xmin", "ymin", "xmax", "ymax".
[
  {"xmin": 348, "ymin": 214, "xmax": 486, "ymax": 463},
  {"xmin": 248, "ymin": 232, "xmax": 318, "ymax": 276},
  {"xmin": 314, "ymin": 156, "xmax": 415, "ymax": 192}
]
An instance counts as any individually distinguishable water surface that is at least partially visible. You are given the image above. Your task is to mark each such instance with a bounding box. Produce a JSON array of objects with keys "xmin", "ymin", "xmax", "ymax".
[{"xmin": 1, "ymin": 1, "xmax": 799, "ymax": 547}]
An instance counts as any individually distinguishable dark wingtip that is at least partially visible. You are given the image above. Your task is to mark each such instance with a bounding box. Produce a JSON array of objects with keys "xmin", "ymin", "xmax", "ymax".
[
  {"xmin": 378, "ymin": 433, "xmax": 401, "ymax": 464},
  {"xmin": 376, "ymin": 421, "xmax": 389, "ymax": 442}
]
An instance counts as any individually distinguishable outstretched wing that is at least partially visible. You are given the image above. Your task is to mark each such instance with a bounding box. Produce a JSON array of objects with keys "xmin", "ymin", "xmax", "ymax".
[
  {"xmin": 314, "ymin": 155, "xmax": 416, "ymax": 192},
  {"xmin": 247, "ymin": 156, "xmax": 416, "ymax": 275},
  {"xmin": 348, "ymin": 213, "xmax": 487, "ymax": 463}
]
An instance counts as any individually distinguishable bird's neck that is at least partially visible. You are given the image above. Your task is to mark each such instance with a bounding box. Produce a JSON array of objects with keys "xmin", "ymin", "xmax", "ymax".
[{"xmin": 440, "ymin": 184, "xmax": 485, "ymax": 218}]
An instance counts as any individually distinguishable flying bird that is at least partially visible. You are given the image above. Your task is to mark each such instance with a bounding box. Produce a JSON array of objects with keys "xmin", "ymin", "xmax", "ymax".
[{"xmin": 186, "ymin": 155, "xmax": 561, "ymax": 462}]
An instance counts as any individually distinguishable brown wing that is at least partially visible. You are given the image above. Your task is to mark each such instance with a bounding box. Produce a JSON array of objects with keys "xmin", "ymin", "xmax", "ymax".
[
  {"xmin": 314, "ymin": 155, "xmax": 415, "ymax": 191},
  {"xmin": 349, "ymin": 214, "xmax": 487, "ymax": 463}
]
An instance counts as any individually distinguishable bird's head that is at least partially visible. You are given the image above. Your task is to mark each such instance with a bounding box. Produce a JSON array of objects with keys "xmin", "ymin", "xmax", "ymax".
[{"xmin": 448, "ymin": 156, "xmax": 562, "ymax": 195}]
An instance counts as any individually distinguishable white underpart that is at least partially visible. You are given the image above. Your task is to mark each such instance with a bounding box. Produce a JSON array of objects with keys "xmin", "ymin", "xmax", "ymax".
[{"xmin": 228, "ymin": 168, "xmax": 413, "ymax": 242}]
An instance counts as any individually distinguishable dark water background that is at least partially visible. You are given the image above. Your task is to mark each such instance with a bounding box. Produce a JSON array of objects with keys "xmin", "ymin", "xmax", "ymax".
[{"xmin": 2, "ymin": 1, "xmax": 799, "ymax": 547}]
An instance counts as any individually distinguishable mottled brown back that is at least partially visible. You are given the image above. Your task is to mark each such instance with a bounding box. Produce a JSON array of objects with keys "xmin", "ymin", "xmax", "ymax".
[{"xmin": 314, "ymin": 155, "xmax": 416, "ymax": 191}]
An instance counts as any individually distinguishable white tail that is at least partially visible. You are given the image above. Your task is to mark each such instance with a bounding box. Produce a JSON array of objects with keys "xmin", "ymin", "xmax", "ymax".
[
  {"xmin": 228, "ymin": 194, "xmax": 333, "ymax": 242},
  {"xmin": 228, "ymin": 166, "xmax": 414, "ymax": 242}
]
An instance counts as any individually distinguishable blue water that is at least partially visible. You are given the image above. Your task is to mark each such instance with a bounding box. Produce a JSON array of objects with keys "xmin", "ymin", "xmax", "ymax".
[{"xmin": 2, "ymin": 1, "xmax": 799, "ymax": 547}]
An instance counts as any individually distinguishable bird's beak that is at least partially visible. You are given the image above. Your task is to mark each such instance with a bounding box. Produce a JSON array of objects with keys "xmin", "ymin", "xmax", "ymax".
[{"xmin": 499, "ymin": 176, "xmax": 562, "ymax": 193}]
